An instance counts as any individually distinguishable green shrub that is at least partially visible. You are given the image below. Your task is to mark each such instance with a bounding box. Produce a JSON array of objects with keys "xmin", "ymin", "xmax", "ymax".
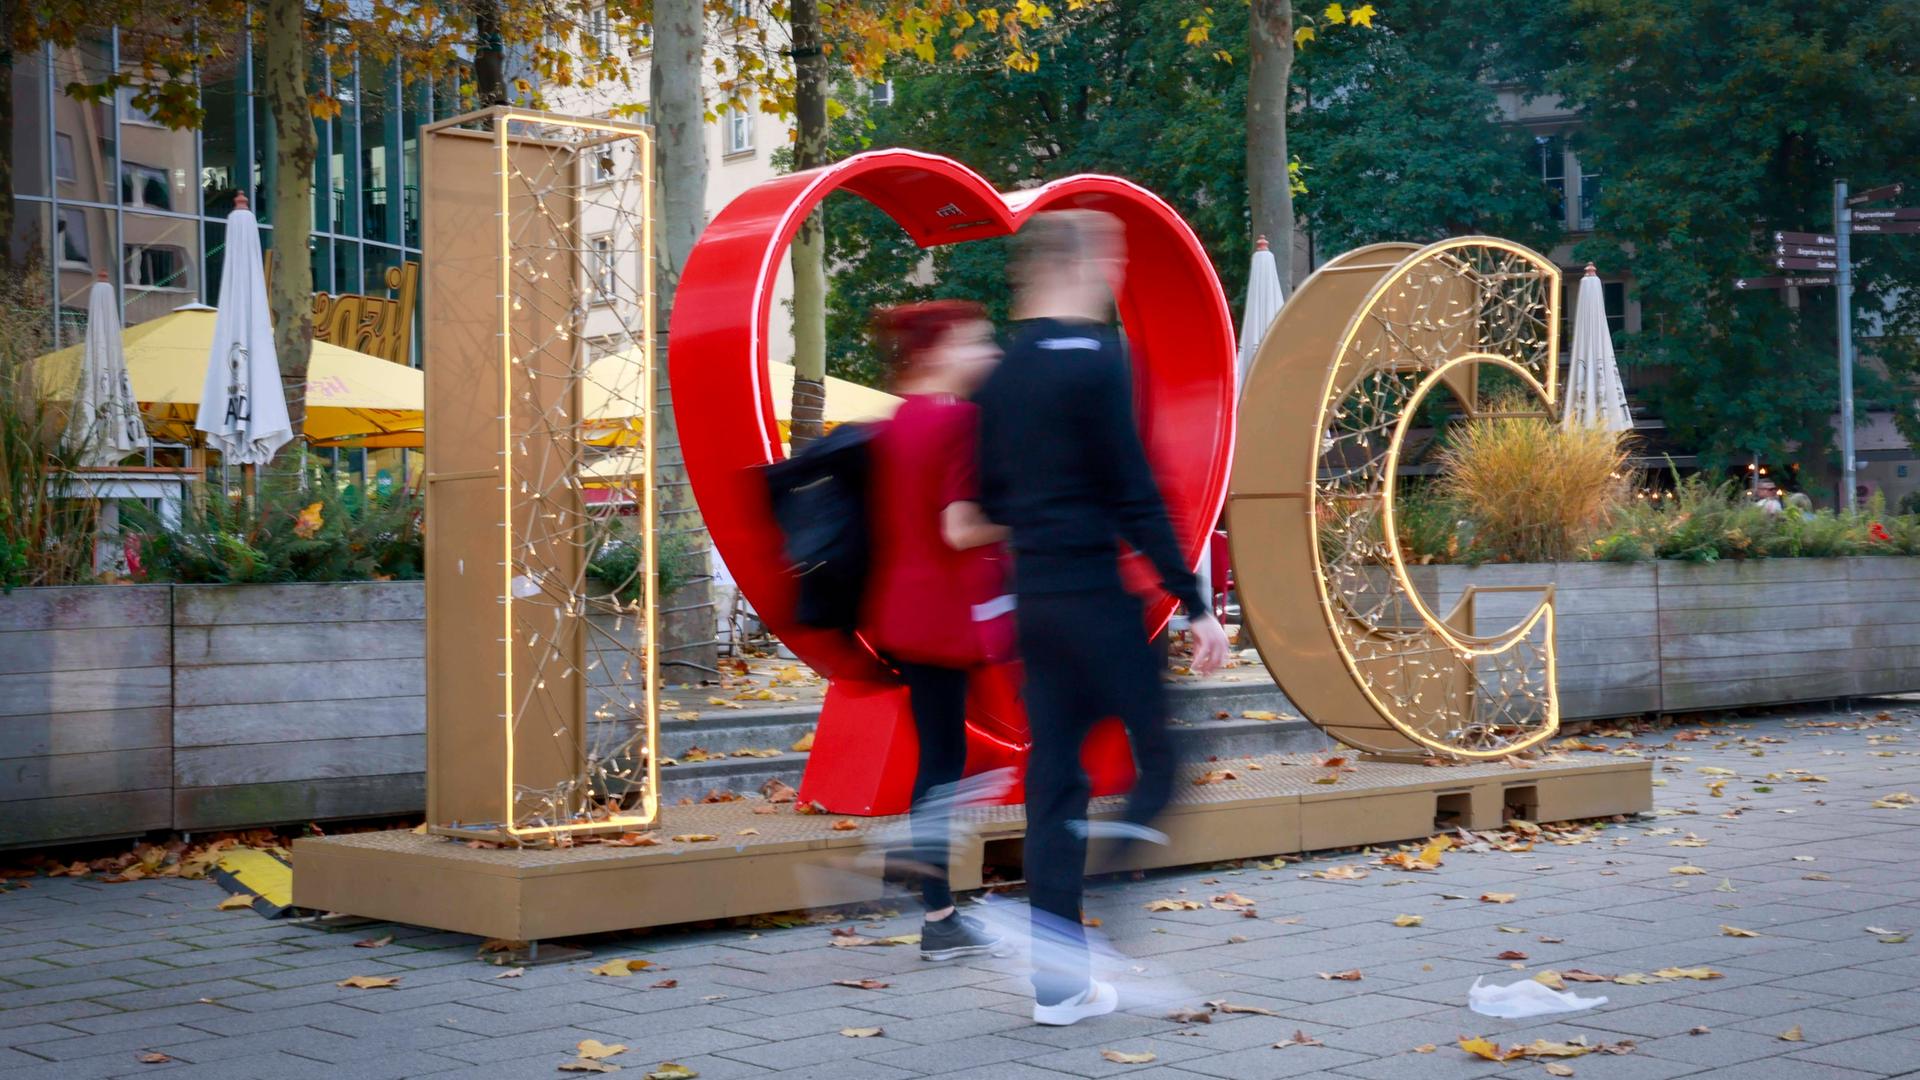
[
  {"xmin": 586, "ymin": 516, "xmax": 705, "ymax": 606},
  {"xmin": 123, "ymin": 476, "xmax": 423, "ymax": 584}
]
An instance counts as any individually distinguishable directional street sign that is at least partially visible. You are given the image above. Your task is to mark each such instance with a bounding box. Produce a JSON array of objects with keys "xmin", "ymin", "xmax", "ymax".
[
  {"xmin": 1734, "ymin": 276, "xmax": 1833, "ymax": 290},
  {"xmin": 1847, "ymin": 182, "xmax": 1905, "ymax": 206},
  {"xmin": 1775, "ymin": 230, "xmax": 1838, "ymax": 246},
  {"xmin": 1849, "ymin": 220, "xmax": 1920, "ymax": 235},
  {"xmin": 1774, "ymin": 243, "xmax": 1837, "ymax": 258},
  {"xmin": 1774, "ymin": 255, "xmax": 1840, "ymax": 271},
  {"xmin": 1851, "ymin": 207, "xmax": 1920, "ymax": 221}
]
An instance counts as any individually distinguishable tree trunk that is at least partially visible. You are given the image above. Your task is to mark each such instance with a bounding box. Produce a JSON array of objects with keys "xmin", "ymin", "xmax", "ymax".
[
  {"xmin": 651, "ymin": 0, "xmax": 717, "ymax": 678},
  {"xmin": 471, "ymin": 0, "xmax": 508, "ymax": 107},
  {"xmin": 263, "ymin": 0, "xmax": 316, "ymax": 459},
  {"xmin": 786, "ymin": 0, "xmax": 829, "ymax": 450},
  {"xmin": 1248, "ymin": 0, "xmax": 1295, "ymax": 289}
]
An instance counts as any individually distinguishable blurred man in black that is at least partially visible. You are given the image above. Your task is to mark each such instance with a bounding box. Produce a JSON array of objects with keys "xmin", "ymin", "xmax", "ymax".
[{"xmin": 976, "ymin": 210, "xmax": 1231, "ymax": 1026}]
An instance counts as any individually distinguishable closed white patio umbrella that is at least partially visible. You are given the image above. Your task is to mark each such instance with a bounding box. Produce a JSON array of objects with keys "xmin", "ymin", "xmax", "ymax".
[
  {"xmin": 196, "ymin": 193, "xmax": 293, "ymax": 465},
  {"xmin": 64, "ymin": 271, "xmax": 151, "ymax": 465},
  {"xmin": 1237, "ymin": 235, "xmax": 1287, "ymax": 393},
  {"xmin": 1563, "ymin": 264, "xmax": 1633, "ymax": 433}
]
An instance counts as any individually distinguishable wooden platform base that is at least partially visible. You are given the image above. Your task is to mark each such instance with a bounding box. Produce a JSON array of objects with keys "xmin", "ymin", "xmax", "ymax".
[{"xmin": 290, "ymin": 752, "xmax": 1652, "ymax": 942}]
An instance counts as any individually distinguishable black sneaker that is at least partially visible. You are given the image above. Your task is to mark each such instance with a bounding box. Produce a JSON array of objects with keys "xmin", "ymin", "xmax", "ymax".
[{"xmin": 919, "ymin": 913, "xmax": 1004, "ymax": 961}]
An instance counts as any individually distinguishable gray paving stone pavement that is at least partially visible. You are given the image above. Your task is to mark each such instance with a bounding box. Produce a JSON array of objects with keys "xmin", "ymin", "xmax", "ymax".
[{"xmin": 5, "ymin": 702, "xmax": 1920, "ymax": 1079}]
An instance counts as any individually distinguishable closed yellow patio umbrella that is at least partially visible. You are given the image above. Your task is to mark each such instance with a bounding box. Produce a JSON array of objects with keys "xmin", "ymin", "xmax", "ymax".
[{"xmin": 35, "ymin": 304, "xmax": 423, "ymax": 445}]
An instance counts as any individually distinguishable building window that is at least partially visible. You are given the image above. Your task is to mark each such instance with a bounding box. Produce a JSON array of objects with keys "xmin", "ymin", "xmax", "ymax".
[
  {"xmin": 117, "ymin": 86, "xmax": 162, "ymax": 126},
  {"xmin": 55, "ymin": 134, "xmax": 77, "ymax": 182},
  {"xmin": 1578, "ymin": 164, "xmax": 1601, "ymax": 231},
  {"xmin": 730, "ymin": 0, "xmax": 752, "ymax": 17},
  {"xmin": 124, "ymin": 243, "xmax": 191, "ymax": 290},
  {"xmin": 122, "ymin": 162, "xmax": 174, "ymax": 211},
  {"xmin": 57, "ymin": 209, "xmax": 91, "ymax": 267},
  {"xmin": 590, "ymin": 235, "xmax": 616, "ymax": 301},
  {"xmin": 588, "ymin": 146, "xmax": 616, "ymax": 184},
  {"xmin": 871, "ymin": 79, "xmax": 893, "ymax": 107},
  {"xmin": 1534, "ymin": 134, "xmax": 1565, "ymax": 228},
  {"xmin": 588, "ymin": 7, "xmax": 614, "ymax": 53},
  {"xmin": 725, "ymin": 107, "xmax": 754, "ymax": 156}
]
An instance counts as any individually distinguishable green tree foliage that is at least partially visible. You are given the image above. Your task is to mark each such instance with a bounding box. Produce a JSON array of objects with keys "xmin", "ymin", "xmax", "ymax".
[
  {"xmin": 816, "ymin": 0, "xmax": 1250, "ymax": 385},
  {"xmin": 1546, "ymin": 0, "xmax": 1920, "ymax": 488},
  {"xmin": 1287, "ymin": 0, "xmax": 1557, "ymax": 254}
]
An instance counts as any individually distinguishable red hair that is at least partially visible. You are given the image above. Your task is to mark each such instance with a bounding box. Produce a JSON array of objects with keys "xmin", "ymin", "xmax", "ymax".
[{"xmin": 872, "ymin": 300, "xmax": 987, "ymax": 377}]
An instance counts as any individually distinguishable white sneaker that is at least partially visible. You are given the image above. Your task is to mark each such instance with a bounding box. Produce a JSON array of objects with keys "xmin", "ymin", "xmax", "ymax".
[
  {"xmin": 1067, "ymin": 820, "xmax": 1170, "ymax": 844},
  {"xmin": 1033, "ymin": 979, "xmax": 1119, "ymax": 1026}
]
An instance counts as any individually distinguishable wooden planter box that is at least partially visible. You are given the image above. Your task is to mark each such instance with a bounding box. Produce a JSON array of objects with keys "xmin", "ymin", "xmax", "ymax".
[
  {"xmin": 171, "ymin": 582, "xmax": 427, "ymax": 832},
  {"xmin": 3, "ymin": 560, "xmax": 1917, "ymax": 847},
  {"xmin": 0, "ymin": 586, "xmax": 175, "ymax": 848},
  {"xmin": 1409, "ymin": 557, "xmax": 1920, "ymax": 721}
]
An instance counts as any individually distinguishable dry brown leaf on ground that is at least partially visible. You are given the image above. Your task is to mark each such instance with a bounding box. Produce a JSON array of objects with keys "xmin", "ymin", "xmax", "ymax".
[
  {"xmin": 1314, "ymin": 866, "xmax": 1369, "ymax": 881},
  {"xmin": 135, "ymin": 1052, "xmax": 172, "ymax": 1064},
  {"xmin": 1652, "ymin": 967, "xmax": 1722, "ymax": 980},
  {"xmin": 1545, "ymin": 1065, "xmax": 1575, "ymax": 1077},
  {"xmin": 1498, "ymin": 925, "xmax": 1528, "ymax": 934},
  {"xmin": 1778, "ymin": 1026, "xmax": 1804, "ymax": 1042},
  {"xmin": 1207, "ymin": 1000, "xmax": 1281, "ymax": 1017},
  {"xmin": 494, "ymin": 968, "xmax": 525, "ymax": 979},
  {"xmin": 1392, "ymin": 914, "xmax": 1424, "ymax": 927},
  {"xmin": 609, "ymin": 832, "xmax": 661, "ymax": 847},
  {"xmin": 1194, "ymin": 769, "xmax": 1239, "ymax": 786},
  {"xmin": 1099, "ymin": 1049, "xmax": 1156, "ymax": 1064},
  {"xmin": 733, "ymin": 748, "xmax": 782, "ymax": 758},
  {"xmin": 1516, "ymin": 1040, "xmax": 1592, "ymax": 1059},
  {"xmin": 1273, "ymin": 1030, "xmax": 1323, "ymax": 1048},
  {"xmin": 578, "ymin": 1040, "xmax": 628, "ymax": 1060},
  {"xmin": 336, "ymin": 975, "xmax": 399, "ymax": 989},
  {"xmin": 1317, "ymin": 970, "xmax": 1363, "ymax": 981},
  {"xmin": 833, "ymin": 979, "xmax": 890, "ymax": 990},
  {"xmin": 1168, "ymin": 1006, "xmax": 1213, "ymax": 1023},
  {"xmin": 1242, "ymin": 710, "xmax": 1283, "ymax": 721},
  {"xmin": 649, "ymin": 979, "xmax": 678, "ymax": 989},
  {"xmin": 1561, "ymin": 970, "xmax": 1611, "ymax": 982},
  {"xmin": 1413, "ymin": 1043, "xmax": 1438, "ymax": 1053},
  {"xmin": 831, "ymin": 820, "xmax": 860, "ymax": 832},
  {"xmin": 1460, "ymin": 1036, "xmax": 1519, "ymax": 1062},
  {"xmin": 792, "ymin": 731, "xmax": 816, "ymax": 752},
  {"xmin": 1210, "ymin": 892, "xmax": 1257, "ymax": 909},
  {"xmin": 644, "ymin": 1066, "xmax": 698, "ymax": 1080},
  {"xmin": 829, "ymin": 933, "xmax": 920, "ymax": 948},
  {"xmin": 354, "ymin": 934, "xmax": 394, "ymax": 948},
  {"xmin": 840, "ymin": 1027, "xmax": 884, "ymax": 1038},
  {"xmin": 216, "ymin": 894, "xmax": 253, "ymax": 911},
  {"xmin": 671, "ymin": 834, "xmax": 718, "ymax": 844},
  {"xmin": 1719, "ymin": 926, "xmax": 1760, "ymax": 938},
  {"xmin": 1669, "ymin": 866, "xmax": 1706, "ymax": 876},
  {"xmin": 590, "ymin": 958, "xmax": 654, "ymax": 977},
  {"xmin": 557, "ymin": 1060, "xmax": 618, "ymax": 1073},
  {"xmin": 1481, "ymin": 892, "xmax": 1517, "ymax": 904},
  {"xmin": 1145, "ymin": 898, "xmax": 1203, "ymax": 911},
  {"xmin": 1689, "ymin": 1026, "xmax": 1710, "ymax": 1035},
  {"xmin": 760, "ymin": 778, "xmax": 798, "ymax": 803},
  {"xmin": 1532, "ymin": 972, "xmax": 1568, "ymax": 991}
]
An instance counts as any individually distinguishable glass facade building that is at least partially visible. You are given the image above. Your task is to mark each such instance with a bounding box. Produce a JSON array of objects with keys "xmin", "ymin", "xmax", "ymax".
[{"xmin": 8, "ymin": 29, "xmax": 459, "ymax": 354}]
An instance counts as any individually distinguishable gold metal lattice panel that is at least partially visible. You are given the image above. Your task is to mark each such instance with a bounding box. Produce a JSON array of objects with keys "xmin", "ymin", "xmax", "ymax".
[
  {"xmin": 421, "ymin": 107, "xmax": 659, "ymax": 841},
  {"xmin": 1231, "ymin": 238, "xmax": 1563, "ymax": 759}
]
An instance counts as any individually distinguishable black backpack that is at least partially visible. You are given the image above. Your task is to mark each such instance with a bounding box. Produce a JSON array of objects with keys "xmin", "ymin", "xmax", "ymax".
[{"xmin": 762, "ymin": 423, "xmax": 875, "ymax": 631}]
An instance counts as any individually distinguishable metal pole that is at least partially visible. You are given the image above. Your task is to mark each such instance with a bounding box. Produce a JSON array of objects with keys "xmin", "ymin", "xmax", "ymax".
[{"xmin": 1835, "ymin": 179, "xmax": 1857, "ymax": 513}]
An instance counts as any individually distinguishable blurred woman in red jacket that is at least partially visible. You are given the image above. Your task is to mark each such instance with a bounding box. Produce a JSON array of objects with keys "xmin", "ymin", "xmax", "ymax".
[{"xmin": 861, "ymin": 300, "xmax": 1009, "ymax": 961}]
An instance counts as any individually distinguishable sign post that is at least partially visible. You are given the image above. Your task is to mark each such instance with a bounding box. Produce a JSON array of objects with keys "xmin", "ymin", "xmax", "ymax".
[{"xmin": 1836, "ymin": 180, "xmax": 1857, "ymax": 513}]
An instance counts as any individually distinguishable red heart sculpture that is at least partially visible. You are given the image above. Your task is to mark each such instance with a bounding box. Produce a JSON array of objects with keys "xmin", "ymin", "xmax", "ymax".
[{"xmin": 669, "ymin": 149, "xmax": 1236, "ymax": 814}]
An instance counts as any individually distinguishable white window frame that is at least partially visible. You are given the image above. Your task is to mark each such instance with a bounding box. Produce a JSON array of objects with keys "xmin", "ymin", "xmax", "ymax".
[
  {"xmin": 589, "ymin": 234, "xmax": 617, "ymax": 303},
  {"xmin": 57, "ymin": 208, "xmax": 92, "ymax": 269},
  {"xmin": 123, "ymin": 242, "xmax": 194, "ymax": 292},
  {"xmin": 871, "ymin": 79, "xmax": 893, "ymax": 107},
  {"xmin": 725, "ymin": 107, "xmax": 754, "ymax": 155}
]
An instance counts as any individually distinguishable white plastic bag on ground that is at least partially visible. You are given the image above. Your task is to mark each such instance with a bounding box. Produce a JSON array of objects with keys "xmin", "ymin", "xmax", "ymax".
[{"xmin": 1468, "ymin": 976, "xmax": 1608, "ymax": 1019}]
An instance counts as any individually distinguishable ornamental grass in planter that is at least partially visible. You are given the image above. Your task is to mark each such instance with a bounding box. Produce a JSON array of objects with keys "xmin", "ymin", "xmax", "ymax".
[
  {"xmin": 1434, "ymin": 402, "xmax": 1633, "ymax": 564},
  {"xmin": 121, "ymin": 476, "xmax": 424, "ymax": 584}
]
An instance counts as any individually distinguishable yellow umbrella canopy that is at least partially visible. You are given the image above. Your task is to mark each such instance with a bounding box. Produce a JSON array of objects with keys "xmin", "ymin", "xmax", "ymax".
[
  {"xmin": 580, "ymin": 349, "xmax": 899, "ymax": 446},
  {"xmin": 284, "ymin": 353, "xmax": 900, "ymax": 452},
  {"xmin": 35, "ymin": 305, "xmax": 423, "ymax": 444}
]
